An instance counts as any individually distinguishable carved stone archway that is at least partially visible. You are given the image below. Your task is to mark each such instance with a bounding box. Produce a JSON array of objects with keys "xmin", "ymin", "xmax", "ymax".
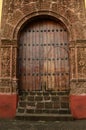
[{"xmin": 13, "ymin": 11, "xmax": 71, "ymax": 41}]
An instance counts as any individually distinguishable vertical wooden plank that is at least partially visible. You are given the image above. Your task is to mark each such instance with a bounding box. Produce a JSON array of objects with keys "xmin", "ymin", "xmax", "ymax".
[
  {"xmin": 63, "ymin": 29, "xmax": 66, "ymax": 89},
  {"xmin": 54, "ymin": 21, "xmax": 58, "ymax": 90},
  {"xmin": 50, "ymin": 21, "xmax": 55, "ymax": 90},
  {"xmin": 23, "ymin": 31, "xmax": 26, "ymax": 90},
  {"xmin": 25, "ymin": 29, "xmax": 27, "ymax": 90},
  {"xmin": 47, "ymin": 21, "xmax": 51, "ymax": 90},
  {"xmin": 32, "ymin": 24, "xmax": 36, "ymax": 90},
  {"xmin": 55, "ymin": 23, "xmax": 59, "ymax": 90},
  {"xmin": 61, "ymin": 28, "xmax": 66, "ymax": 90},
  {"xmin": 26, "ymin": 28, "xmax": 29, "ymax": 90},
  {"xmin": 34, "ymin": 22, "xmax": 40, "ymax": 90},
  {"xmin": 41, "ymin": 20, "xmax": 45, "ymax": 90},
  {"xmin": 43, "ymin": 20, "xmax": 48, "ymax": 90},
  {"xmin": 58, "ymin": 25, "xmax": 61, "ymax": 90},
  {"xmin": 37, "ymin": 22, "xmax": 40, "ymax": 90},
  {"xmin": 31, "ymin": 24, "xmax": 35, "ymax": 90},
  {"xmin": 38, "ymin": 21, "xmax": 41, "ymax": 90},
  {"xmin": 64, "ymin": 30, "xmax": 69, "ymax": 90},
  {"xmin": 29, "ymin": 26, "xmax": 33, "ymax": 90}
]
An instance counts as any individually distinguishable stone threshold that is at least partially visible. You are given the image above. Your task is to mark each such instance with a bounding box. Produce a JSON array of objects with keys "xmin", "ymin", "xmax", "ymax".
[{"xmin": 16, "ymin": 113, "xmax": 73, "ymax": 121}]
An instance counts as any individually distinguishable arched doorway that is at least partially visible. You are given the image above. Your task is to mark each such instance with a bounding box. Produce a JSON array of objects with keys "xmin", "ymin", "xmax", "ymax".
[{"xmin": 18, "ymin": 17, "xmax": 69, "ymax": 91}]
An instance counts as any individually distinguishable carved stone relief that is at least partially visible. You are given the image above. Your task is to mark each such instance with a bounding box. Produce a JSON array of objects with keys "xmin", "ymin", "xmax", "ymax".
[
  {"xmin": 0, "ymin": 78, "xmax": 17, "ymax": 93},
  {"xmin": 70, "ymin": 48, "xmax": 76, "ymax": 79},
  {"xmin": 0, "ymin": 45, "xmax": 18, "ymax": 93},
  {"xmin": 77, "ymin": 47, "xmax": 86, "ymax": 78},
  {"xmin": 70, "ymin": 80, "xmax": 86, "ymax": 95},
  {"xmin": 1, "ymin": 47, "xmax": 11, "ymax": 77},
  {"xmin": 12, "ymin": 47, "xmax": 17, "ymax": 77}
]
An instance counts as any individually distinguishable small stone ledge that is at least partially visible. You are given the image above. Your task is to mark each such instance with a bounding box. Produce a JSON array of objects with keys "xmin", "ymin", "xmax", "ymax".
[{"xmin": 16, "ymin": 113, "xmax": 73, "ymax": 121}]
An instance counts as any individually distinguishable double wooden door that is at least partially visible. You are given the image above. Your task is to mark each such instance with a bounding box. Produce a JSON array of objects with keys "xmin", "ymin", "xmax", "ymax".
[{"xmin": 18, "ymin": 19, "xmax": 69, "ymax": 91}]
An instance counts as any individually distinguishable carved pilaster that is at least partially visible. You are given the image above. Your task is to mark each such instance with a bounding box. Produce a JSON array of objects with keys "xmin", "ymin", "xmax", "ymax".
[
  {"xmin": 70, "ymin": 47, "xmax": 76, "ymax": 79},
  {"xmin": 0, "ymin": 39, "xmax": 18, "ymax": 93},
  {"xmin": 70, "ymin": 40, "xmax": 86, "ymax": 95},
  {"xmin": 77, "ymin": 47, "xmax": 86, "ymax": 79},
  {"xmin": 1, "ymin": 47, "xmax": 11, "ymax": 77},
  {"xmin": 12, "ymin": 47, "xmax": 17, "ymax": 78}
]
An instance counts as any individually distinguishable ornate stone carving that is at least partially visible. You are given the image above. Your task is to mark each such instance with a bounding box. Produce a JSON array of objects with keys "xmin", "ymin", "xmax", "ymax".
[
  {"xmin": 70, "ymin": 80, "xmax": 86, "ymax": 95},
  {"xmin": 1, "ymin": 47, "xmax": 11, "ymax": 77},
  {"xmin": 12, "ymin": 47, "xmax": 17, "ymax": 77},
  {"xmin": 8, "ymin": 0, "xmax": 14, "ymax": 13},
  {"xmin": 70, "ymin": 48, "xmax": 76, "ymax": 79},
  {"xmin": 77, "ymin": 48, "xmax": 86, "ymax": 78},
  {"xmin": 0, "ymin": 79, "xmax": 17, "ymax": 93},
  {"xmin": 0, "ymin": 79, "xmax": 11, "ymax": 87}
]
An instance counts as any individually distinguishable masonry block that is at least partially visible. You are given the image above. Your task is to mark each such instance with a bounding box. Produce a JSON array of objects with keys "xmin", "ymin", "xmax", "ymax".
[
  {"xmin": 45, "ymin": 102, "xmax": 52, "ymax": 109},
  {"xmin": 28, "ymin": 96, "xmax": 34, "ymax": 101},
  {"xmin": 35, "ymin": 96, "xmax": 43, "ymax": 101},
  {"xmin": 36, "ymin": 102, "xmax": 44, "ymax": 109}
]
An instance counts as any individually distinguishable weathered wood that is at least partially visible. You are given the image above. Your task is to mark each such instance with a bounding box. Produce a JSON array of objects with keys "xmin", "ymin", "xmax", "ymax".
[{"xmin": 18, "ymin": 19, "xmax": 69, "ymax": 91}]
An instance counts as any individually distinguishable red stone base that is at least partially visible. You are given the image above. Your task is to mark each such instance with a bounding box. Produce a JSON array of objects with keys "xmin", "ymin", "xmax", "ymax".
[
  {"xmin": 0, "ymin": 94, "xmax": 18, "ymax": 118},
  {"xmin": 70, "ymin": 95, "xmax": 86, "ymax": 119}
]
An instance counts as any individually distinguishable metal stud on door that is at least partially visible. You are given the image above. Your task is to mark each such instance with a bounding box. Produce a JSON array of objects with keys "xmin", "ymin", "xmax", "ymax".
[{"xmin": 18, "ymin": 19, "xmax": 69, "ymax": 91}]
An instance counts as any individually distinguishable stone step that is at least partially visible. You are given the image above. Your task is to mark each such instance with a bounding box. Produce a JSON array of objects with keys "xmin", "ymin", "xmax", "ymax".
[
  {"xmin": 16, "ymin": 113, "xmax": 73, "ymax": 121},
  {"xmin": 17, "ymin": 91, "xmax": 71, "ymax": 121},
  {"xmin": 17, "ymin": 107, "xmax": 71, "ymax": 114}
]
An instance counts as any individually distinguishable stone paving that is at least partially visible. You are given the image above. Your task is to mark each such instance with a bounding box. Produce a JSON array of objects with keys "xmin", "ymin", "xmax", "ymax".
[{"xmin": 0, "ymin": 119, "xmax": 86, "ymax": 130}]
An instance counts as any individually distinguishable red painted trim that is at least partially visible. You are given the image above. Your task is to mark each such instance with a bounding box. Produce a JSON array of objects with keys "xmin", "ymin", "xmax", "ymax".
[
  {"xmin": 0, "ymin": 94, "xmax": 18, "ymax": 118},
  {"xmin": 70, "ymin": 95, "xmax": 86, "ymax": 119}
]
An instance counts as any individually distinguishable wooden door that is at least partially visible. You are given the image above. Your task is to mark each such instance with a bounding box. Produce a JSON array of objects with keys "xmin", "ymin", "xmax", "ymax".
[{"xmin": 18, "ymin": 19, "xmax": 69, "ymax": 91}]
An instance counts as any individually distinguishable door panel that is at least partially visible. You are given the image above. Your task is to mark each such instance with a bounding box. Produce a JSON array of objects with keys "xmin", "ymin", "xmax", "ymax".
[{"xmin": 18, "ymin": 19, "xmax": 69, "ymax": 91}]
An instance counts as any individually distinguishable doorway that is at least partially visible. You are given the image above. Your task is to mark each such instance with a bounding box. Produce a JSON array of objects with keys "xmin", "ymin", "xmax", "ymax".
[{"xmin": 18, "ymin": 18, "xmax": 69, "ymax": 91}]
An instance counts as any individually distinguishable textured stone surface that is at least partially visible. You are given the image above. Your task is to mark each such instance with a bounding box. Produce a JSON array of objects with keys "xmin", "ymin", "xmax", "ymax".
[
  {"xmin": 0, "ymin": 0, "xmax": 86, "ymax": 118},
  {"xmin": 1, "ymin": 0, "xmax": 86, "ymax": 40},
  {"xmin": 1, "ymin": 119, "xmax": 86, "ymax": 130},
  {"xmin": 16, "ymin": 90, "xmax": 70, "ymax": 115}
]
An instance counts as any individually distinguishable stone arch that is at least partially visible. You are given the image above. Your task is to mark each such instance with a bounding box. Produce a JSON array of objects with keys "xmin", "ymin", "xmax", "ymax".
[{"xmin": 12, "ymin": 11, "xmax": 72, "ymax": 41}]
